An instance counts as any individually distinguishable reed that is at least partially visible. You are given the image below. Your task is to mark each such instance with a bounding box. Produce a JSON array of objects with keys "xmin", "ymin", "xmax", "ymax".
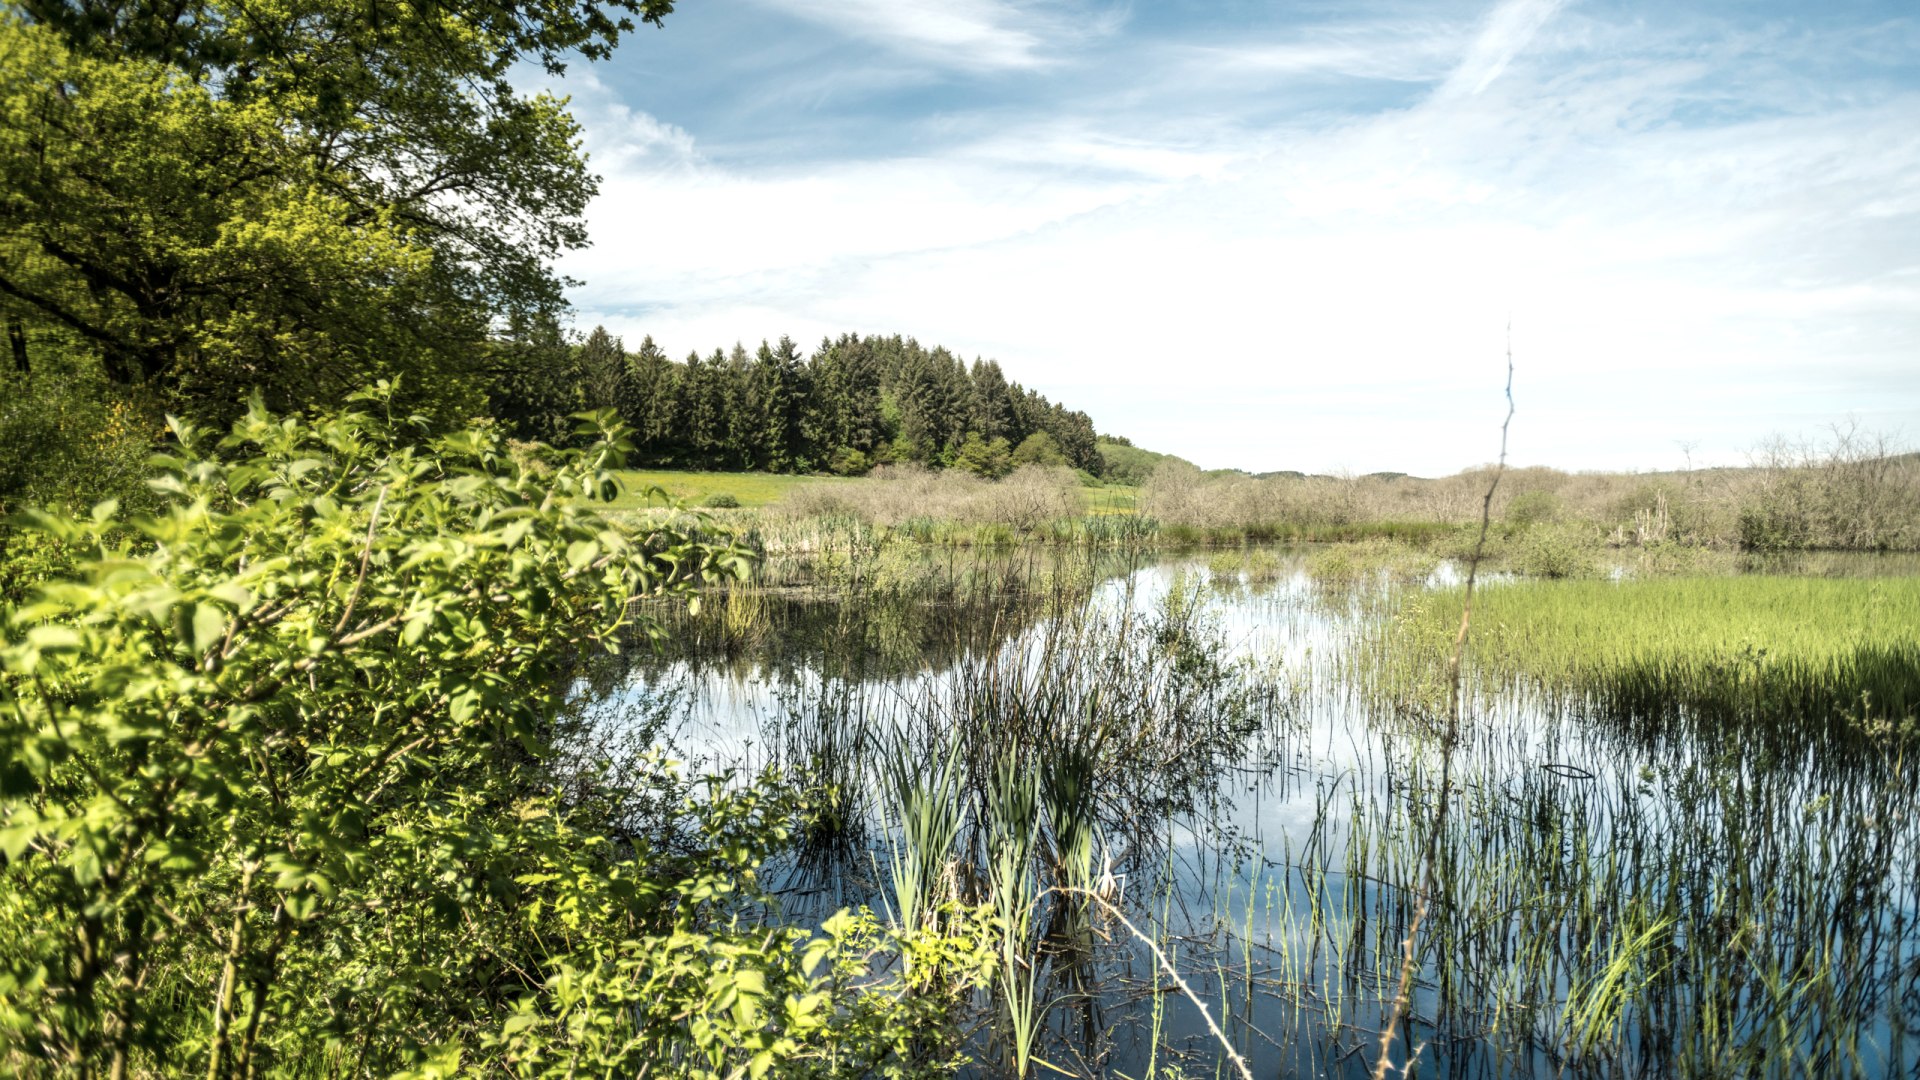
[
  {"xmin": 885, "ymin": 736, "xmax": 969, "ymax": 936},
  {"xmin": 620, "ymin": 542, "xmax": 1918, "ymax": 1075},
  {"xmin": 985, "ymin": 753, "xmax": 1050, "ymax": 1077}
]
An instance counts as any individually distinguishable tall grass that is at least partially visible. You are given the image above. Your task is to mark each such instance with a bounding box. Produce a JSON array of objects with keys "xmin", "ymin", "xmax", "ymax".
[
  {"xmin": 1379, "ymin": 576, "xmax": 1920, "ymax": 752},
  {"xmin": 620, "ymin": 546, "xmax": 1920, "ymax": 1075},
  {"xmin": 985, "ymin": 753, "xmax": 1049, "ymax": 1076},
  {"xmin": 886, "ymin": 738, "xmax": 968, "ymax": 936}
]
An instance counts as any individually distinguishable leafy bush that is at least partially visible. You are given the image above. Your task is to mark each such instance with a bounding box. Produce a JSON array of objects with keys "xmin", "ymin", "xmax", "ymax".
[
  {"xmin": 1513, "ymin": 522, "xmax": 1603, "ymax": 579},
  {"xmin": 705, "ymin": 492, "xmax": 742, "ymax": 509},
  {"xmin": 828, "ymin": 447, "xmax": 872, "ymax": 476},
  {"xmin": 951, "ymin": 432, "xmax": 1013, "ymax": 479},
  {"xmin": 1504, "ymin": 490, "xmax": 1562, "ymax": 530},
  {"xmin": 1009, "ymin": 432, "xmax": 1067, "ymax": 469},
  {"xmin": 0, "ymin": 392, "xmax": 990, "ymax": 1077},
  {"xmin": 0, "ymin": 360, "xmax": 161, "ymax": 600}
]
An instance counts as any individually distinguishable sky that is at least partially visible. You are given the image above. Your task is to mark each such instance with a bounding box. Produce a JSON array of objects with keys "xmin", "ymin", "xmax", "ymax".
[{"xmin": 542, "ymin": 0, "xmax": 1920, "ymax": 475}]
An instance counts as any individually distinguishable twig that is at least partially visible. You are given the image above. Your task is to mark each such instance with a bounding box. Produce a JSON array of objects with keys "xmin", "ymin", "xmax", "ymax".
[
  {"xmin": 1371, "ymin": 326, "xmax": 1516, "ymax": 1080},
  {"xmin": 332, "ymin": 484, "xmax": 389, "ymax": 637},
  {"xmin": 1055, "ymin": 887, "xmax": 1255, "ymax": 1080}
]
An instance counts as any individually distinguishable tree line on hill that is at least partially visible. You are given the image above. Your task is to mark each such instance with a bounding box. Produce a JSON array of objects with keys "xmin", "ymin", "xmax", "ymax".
[{"xmin": 492, "ymin": 325, "xmax": 1106, "ymax": 477}]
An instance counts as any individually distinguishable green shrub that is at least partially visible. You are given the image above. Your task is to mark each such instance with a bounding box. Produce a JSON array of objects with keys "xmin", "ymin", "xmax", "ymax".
[
  {"xmin": 1505, "ymin": 489, "xmax": 1562, "ymax": 530},
  {"xmin": 1009, "ymin": 432, "xmax": 1067, "ymax": 469},
  {"xmin": 0, "ymin": 392, "xmax": 990, "ymax": 1077},
  {"xmin": 705, "ymin": 492, "xmax": 742, "ymax": 508},
  {"xmin": 1513, "ymin": 522, "xmax": 1603, "ymax": 579},
  {"xmin": 0, "ymin": 363, "xmax": 161, "ymax": 599},
  {"xmin": 828, "ymin": 446, "xmax": 872, "ymax": 476}
]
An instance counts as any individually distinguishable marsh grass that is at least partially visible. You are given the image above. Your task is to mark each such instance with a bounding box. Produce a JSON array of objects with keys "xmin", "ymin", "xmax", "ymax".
[
  {"xmin": 730, "ymin": 570, "xmax": 1301, "ymax": 1070},
  {"xmin": 1097, "ymin": 706, "xmax": 1919, "ymax": 1077},
  {"xmin": 624, "ymin": 547, "xmax": 1919, "ymax": 1076},
  {"xmin": 1304, "ymin": 538, "xmax": 1439, "ymax": 587},
  {"xmin": 1380, "ymin": 576, "xmax": 1920, "ymax": 753}
]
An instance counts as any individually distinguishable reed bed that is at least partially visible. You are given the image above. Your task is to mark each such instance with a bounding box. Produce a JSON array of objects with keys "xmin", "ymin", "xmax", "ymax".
[
  {"xmin": 615, "ymin": 549, "xmax": 1920, "ymax": 1076},
  {"xmin": 742, "ymin": 575, "xmax": 1302, "ymax": 1072},
  {"xmin": 1376, "ymin": 576, "xmax": 1920, "ymax": 754},
  {"xmin": 1160, "ymin": 707, "xmax": 1920, "ymax": 1078}
]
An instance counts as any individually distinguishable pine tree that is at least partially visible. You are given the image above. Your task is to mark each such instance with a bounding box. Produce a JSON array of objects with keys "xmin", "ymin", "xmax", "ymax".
[
  {"xmin": 969, "ymin": 359, "xmax": 1012, "ymax": 442},
  {"xmin": 771, "ymin": 335, "xmax": 813, "ymax": 470},
  {"xmin": 616, "ymin": 336, "xmax": 677, "ymax": 462},
  {"xmin": 726, "ymin": 343, "xmax": 757, "ymax": 470},
  {"xmin": 565, "ymin": 327, "xmax": 1111, "ymax": 477},
  {"xmin": 837, "ymin": 335, "xmax": 887, "ymax": 454},
  {"xmin": 577, "ymin": 326, "xmax": 626, "ymax": 412},
  {"xmin": 486, "ymin": 314, "xmax": 581, "ymax": 445}
]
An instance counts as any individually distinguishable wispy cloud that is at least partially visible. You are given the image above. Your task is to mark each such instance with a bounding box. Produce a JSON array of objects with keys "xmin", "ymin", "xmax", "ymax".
[
  {"xmin": 741, "ymin": 0, "xmax": 1102, "ymax": 72},
  {"xmin": 1437, "ymin": 0, "xmax": 1565, "ymax": 99},
  {"xmin": 560, "ymin": 0, "xmax": 1920, "ymax": 473},
  {"xmin": 1181, "ymin": 23, "xmax": 1468, "ymax": 85}
]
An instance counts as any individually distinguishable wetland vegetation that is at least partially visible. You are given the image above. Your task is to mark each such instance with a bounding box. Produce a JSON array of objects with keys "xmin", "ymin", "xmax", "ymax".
[
  {"xmin": 614, "ymin": 542, "xmax": 1920, "ymax": 1078},
  {"xmin": 2, "ymin": 0, "xmax": 1917, "ymax": 1075}
]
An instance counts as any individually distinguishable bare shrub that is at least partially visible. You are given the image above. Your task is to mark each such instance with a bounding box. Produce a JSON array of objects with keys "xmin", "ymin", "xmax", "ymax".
[
  {"xmin": 780, "ymin": 482, "xmax": 856, "ymax": 519},
  {"xmin": 783, "ymin": 425, "xmax": 1919, "ymax": 552},
  {"xmin": 776, "ymin": 464, "xmax": 1079, "ymax": 532},
  {"xmin": 977, "ymin": 466, "xmax": 1081, "ymax": 533}
]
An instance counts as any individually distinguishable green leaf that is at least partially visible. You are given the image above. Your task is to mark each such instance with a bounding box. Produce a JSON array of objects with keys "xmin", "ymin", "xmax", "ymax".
[
  {"xmin": 191, "ymin": 604, "xmax": 226, "ymax": 657},
  {"xmin": 0, "ymin": 823, "xmax": 40, "ymax": 861},
  {"xmin": 566, "ymin": 539, "xmax": 599, "ymax": 569}
]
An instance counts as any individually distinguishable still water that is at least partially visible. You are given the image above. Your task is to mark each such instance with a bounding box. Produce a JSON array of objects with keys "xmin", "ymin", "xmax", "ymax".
[{"xmin": 598, "ymin": 547, "xmax": 1920, "ymax": 1078}]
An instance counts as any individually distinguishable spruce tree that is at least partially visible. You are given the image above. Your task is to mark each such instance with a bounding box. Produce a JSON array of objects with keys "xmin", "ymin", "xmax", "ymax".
[
  {"xmin": 577, "ymin": 326, "xmax": 626, "ymax": 412},
  {"xmin": 616, "ymin": 336, "xmax": 677, "ymax": 462}
]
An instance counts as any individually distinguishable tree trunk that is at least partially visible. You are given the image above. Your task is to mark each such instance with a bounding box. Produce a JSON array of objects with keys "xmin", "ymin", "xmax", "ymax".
[{"xmin": 6, "ymin": 317, "xmax": 27, "ymax": 377}]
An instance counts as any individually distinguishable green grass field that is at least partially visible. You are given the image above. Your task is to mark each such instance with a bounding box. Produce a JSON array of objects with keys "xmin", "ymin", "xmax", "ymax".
[
  {"xmin": 1381, "ymin": 576, "xmax": 1920, "ymax": 743},
  {"xmin": 606, "ymin": 469, "xmax": 1137, "ymax": 514},
  {"xmin": 1083, "ymin": 485, "xmax": 1141, "ymax": 514},
  {"xmin": 605, "ymin": 469, "xmax": 853, "ymax": 510}
]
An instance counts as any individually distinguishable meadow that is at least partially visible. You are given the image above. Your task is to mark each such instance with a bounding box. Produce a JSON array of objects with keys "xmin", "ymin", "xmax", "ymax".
[
  {"xmin": 607, "ymin": 468, "xmax": 856, "ymax": 509},
  {"xmin": 609, "ymin": 465, "xmax": 1142, "ymax": 517}
]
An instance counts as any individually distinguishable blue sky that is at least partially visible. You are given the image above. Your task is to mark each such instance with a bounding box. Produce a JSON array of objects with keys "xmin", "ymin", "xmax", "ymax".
[{"xmin": 544, "ymin": 0, "xmax": 1920, "ymax": 474}]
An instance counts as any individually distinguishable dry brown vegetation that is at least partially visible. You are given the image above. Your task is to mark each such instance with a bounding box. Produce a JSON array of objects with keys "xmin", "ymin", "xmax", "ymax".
[
  {"xmin": 778, "ymin": 463, "xmax": 1084, "ymax": 534},
  {"xmin": 749, "ymin": 426, "xmax": 1918, "ymax": 556},
  {"xmin": 1143, "ymin": 427, "xmax": 1920, "ymax": 551}
]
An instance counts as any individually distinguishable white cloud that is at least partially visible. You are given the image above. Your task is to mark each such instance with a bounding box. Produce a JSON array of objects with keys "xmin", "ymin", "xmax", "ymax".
[
  {"xmin": 742, "ymin": 0, "xmax": 1081, "ymax": 71},
  {"xmin": 1438, "ymin": 0, "xmax": 1565, "ymax": 99},
  {"xmin": 560, "ymin": 2, "xmax": 1920, "ymax": 473},
  {"xmin": 1181, "ymin": 22, "xmax": 1468, "ymax": 84}
]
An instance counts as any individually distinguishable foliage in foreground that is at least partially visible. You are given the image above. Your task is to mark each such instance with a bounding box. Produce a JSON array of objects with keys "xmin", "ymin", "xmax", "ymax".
[{"xmin": 0, "ymin": 395, "xmax": 991, "ymax": 1077}]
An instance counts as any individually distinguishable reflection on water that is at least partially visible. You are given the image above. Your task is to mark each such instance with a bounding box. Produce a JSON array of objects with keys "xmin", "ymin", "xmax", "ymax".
[{"xmin": 594, "ymin": 547, "xmax": 1920, "ymax": 1078}]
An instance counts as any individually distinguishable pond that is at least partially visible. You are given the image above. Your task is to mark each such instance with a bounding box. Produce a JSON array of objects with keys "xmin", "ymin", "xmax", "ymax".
[{"xmin": 591, "ymin": 545, "xmax": 1920, "ymax": 1078}]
